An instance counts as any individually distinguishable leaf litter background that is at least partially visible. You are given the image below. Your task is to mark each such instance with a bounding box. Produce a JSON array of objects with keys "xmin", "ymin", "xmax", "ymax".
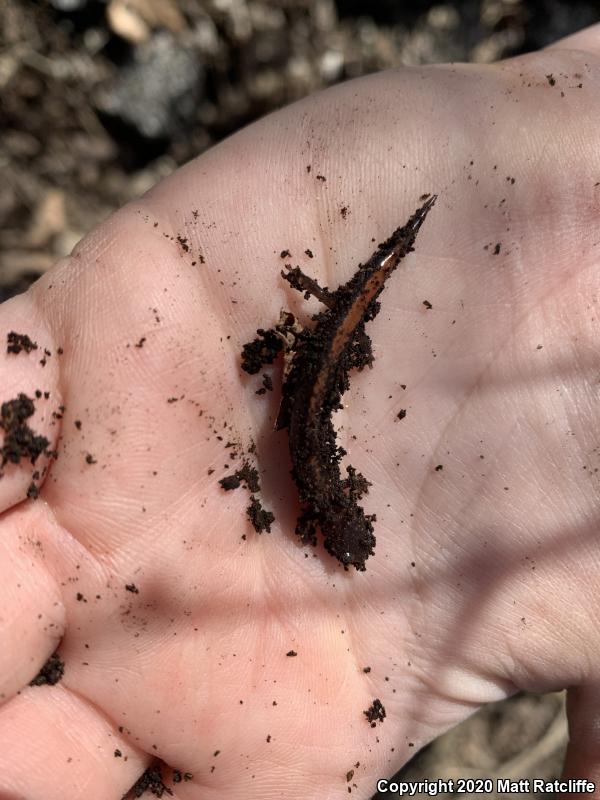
[{"xmin": 1, "ymin": 0, "xmax": 597, "ymax": 796}]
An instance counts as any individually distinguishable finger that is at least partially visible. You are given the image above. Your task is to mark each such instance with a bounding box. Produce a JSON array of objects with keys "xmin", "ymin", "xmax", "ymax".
[
  {"xmin": 0, "ymin": 502, "xmax": 67, "ymax": 702},
  {"xmin": 0, "ymin": 683, "xmax": 148, "ymax": 800},
  {"xmin": 544, "ymin": 22, "xmax": 600, "ymax": 56},
  {"xmin": 0, "ymin": 288, "xmax": 64, "ymax": 509},
  {"xmin": 562, "ymin": 684, "xmax": 600, "ymax": 790}
]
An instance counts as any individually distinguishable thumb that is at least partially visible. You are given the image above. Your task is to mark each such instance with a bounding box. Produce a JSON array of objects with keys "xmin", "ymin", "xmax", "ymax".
[{"xmin": 562, "ymin": 684, "xmax": 600, "ymax": 789}]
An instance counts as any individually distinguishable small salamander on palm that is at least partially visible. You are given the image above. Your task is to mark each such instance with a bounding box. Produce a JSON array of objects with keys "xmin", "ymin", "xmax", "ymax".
[{"xmin": 241, "ymin": 195, "xmax": 437, "ymax": 570}]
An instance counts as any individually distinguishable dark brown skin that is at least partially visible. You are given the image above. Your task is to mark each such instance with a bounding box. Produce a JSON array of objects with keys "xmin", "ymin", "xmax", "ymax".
[{"xmin": 269, "ymin": 195, "xmax": 437, "ymax": 570}]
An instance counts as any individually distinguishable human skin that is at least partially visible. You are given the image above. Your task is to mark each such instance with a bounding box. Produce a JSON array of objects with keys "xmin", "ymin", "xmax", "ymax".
[{"xmin": 1, "ymin": 23, "xmax": 600, "ymax": 799}]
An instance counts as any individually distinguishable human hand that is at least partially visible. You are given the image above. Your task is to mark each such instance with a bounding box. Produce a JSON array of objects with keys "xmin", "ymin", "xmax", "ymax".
[{"xmin": 2, "ymin": 23, "xmax": 600, "ymax": 799}]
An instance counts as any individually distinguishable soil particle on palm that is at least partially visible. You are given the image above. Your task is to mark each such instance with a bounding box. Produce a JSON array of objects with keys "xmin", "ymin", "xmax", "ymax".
[
  {"xmin": 255, "ymin": 373, "xmax": 273, "ymax": 395},
  {"xmin": 240, "ymin": 328, "xmax": 283, "ymax": 375},
  {"xmin": 172, "ymin": 770, "xmax": 193, "ymax": 783},
  {"xmin": 6, "ymin": 331, "xmax": 38, "ymax": 354},
  {"xmin": 0, "ymin": 393, "xmax": 51, "ymax": 474},
  {"xmin": 219, "ymin": 461, "xmax": 260, "ymax": 493},
  {"xmin": 364, "ymin": 698, "xmax": 386, "ymax": 727},
  {"xmin": 246, "ymin": 495, "xmax": 275, "ymax": 533},
  {"xmin": 29, "ymin": 652, "xmax": 64, "ymax": 686},
  {"xmin": 176, "ymin": 234, "xmax": 190, "ymax": 253},
  {"xmin": 124, "ymin": 763, "xmax": 173, "ymax": 798},
  {"xmin": 219, "ymin": 460, "xmax": 274, "ymax": 533},
  {"xmin": 51, "ymin": 405, "xmax": 65, "ymax": 420},
  {"xmin": 39, "ymin": 348, "xmax": 52, "ymax": 367},
  {"xmin": 125, "ymin": 583, "xmax": 139, "ymax": 593}
]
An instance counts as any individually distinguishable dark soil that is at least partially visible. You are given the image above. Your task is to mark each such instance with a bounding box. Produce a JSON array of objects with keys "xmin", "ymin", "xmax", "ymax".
[
  {"xmin": 124, "ymin": 763, "xmax": 172, "ymax": 798},
  {"xmin": 29, "ymin": 652, "xmax": 65, "ymax": 686},
  {"xmin": 245, "ymin": 495, "xmax": 275, "ymax": 533},
  {"xmin": 0, "ymin": 393, "xmax": 51, "ymax": 471},
  {"xmin": 364, "ymin": 698, "xmax": 386, "ymax": 727},
  {"xmin": 6, "ymin": 331, "xmax": 38, "ymax": 354}
]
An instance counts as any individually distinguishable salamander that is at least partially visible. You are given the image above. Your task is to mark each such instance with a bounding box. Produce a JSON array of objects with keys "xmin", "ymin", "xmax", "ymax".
[{"xmin": 241, "ymin": 195, "xmax": 437, "ymax": 570}]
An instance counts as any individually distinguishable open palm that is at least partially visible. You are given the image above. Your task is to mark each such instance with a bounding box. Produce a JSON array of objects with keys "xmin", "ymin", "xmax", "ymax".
[{"xmin": 2, "ymin": 25, "xmax": 600, "ymax": 799}]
